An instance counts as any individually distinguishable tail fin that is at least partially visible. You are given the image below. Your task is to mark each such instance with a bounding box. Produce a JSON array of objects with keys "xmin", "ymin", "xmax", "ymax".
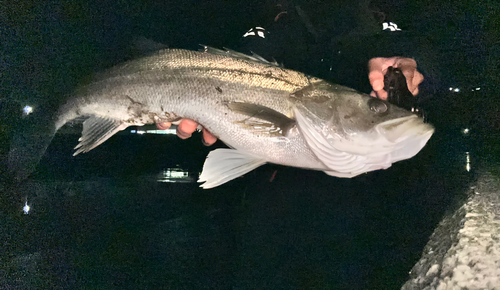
[{"xmin": 7, "ymin": 105, "xmax": 57, "ymax": 182}]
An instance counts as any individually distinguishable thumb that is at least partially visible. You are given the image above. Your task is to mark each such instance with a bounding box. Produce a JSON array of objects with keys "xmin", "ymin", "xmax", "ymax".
[{"xmin": 369, "ymin": 71, "xmax": 385, "ymax": 92}]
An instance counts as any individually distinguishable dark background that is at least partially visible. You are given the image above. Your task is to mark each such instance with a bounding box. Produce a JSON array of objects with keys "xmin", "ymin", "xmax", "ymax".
[{"xmin": 1, "ymin": 0, "xmax": 499, "ymax": 289}]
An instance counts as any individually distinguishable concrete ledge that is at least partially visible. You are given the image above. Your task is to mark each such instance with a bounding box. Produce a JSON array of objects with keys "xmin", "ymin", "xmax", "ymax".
[{"xmin": 402, "ymin": 171, "xmax": 500, "ymax": 290}]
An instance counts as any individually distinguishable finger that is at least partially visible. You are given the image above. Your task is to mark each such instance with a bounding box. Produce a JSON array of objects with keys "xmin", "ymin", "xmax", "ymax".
[
  {"xmin": 370, "ymin": 90, "xmax": 388, "ymax": 100},
  {"xmin": 368, "ymin": 70, "xmax": 385, "ymax": 92},
  {"xmin": 156, "ymin": 122, "xmax": 171, "ymax": 130},
  {"xmin": 177, "ymin": 119, "xmax": 198, "ymax": 139},
  {"xmin": 368, "ymin": 70, "xmax": 388, "ymax": 100},
  {"xmin": 176, "ymin": 129, "xmax": 191, "ymax": 139},
  {"xmin": 410, "ymin": 71, "xmax": 424, "ymax": 95},
  {"xmin": 402, "ymin": 70, "xmax": 423, "ymax": 96},
  {"xmin": 202, "ymin": 129, "xmax": 217, "ymax": 146},
  {"xmin": 368, "ymin": 57, "xmax": 386, "ymax": 73},
  {"xmin": 376, "ymin": 89, "xmax": 388, "ymax": 100},
  {"xmin": 394, "ymin": 58, "xmax": 417, "ymax": 77}
]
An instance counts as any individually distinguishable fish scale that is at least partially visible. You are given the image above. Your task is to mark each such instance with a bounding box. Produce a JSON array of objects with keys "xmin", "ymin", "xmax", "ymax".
[{"xmin": 8, "ymin": 47, "xmax": 434, "ymax": 188}]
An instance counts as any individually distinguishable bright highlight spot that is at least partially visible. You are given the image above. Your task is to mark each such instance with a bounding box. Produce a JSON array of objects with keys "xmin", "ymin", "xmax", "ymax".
[
  {"xmin": 465, "ymin": 151, "xmax": 471, "ymax": 172},
  {"xmin": 242, "ymin": 27, "xmax": 267, "ymax": 39},
  {"xmin": 382, "ymin": 22, "xmax": 402, "ymax": 31},
  {"xmin": 146, "ymin": 129, "xmax": 176, "ymax": 134},
  {"xmin": 130, "ymin": 129, "xmax": 176, "ymax": 135},
  {"xmin": 462, "ymin": 128, "xmax": 470, "ymax": 135},
  {"xmin": 23, "ymin": 105, "xmax": 33, "ymax": 115},
  {"xmin": 157, "ymin": 167, "xmax": 194, "ymax": 183},
  {"xmin": 23, "ymin": 201, "xmax": 30, "ymax": 214}
]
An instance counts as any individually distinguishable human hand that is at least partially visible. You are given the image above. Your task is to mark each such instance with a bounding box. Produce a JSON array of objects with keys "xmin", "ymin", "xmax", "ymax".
[
  {"xmin": 156, "ymin": 119, "xmax": 217, "ymax": 146},
  {"xmin": 368, "ymin": 57, "xmax": 424, "ymax": 100}
]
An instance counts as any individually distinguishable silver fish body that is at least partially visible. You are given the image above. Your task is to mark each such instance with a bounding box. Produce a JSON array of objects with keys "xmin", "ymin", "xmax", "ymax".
[{"xmin": 13, "ymin": 47, "xmax": 434, "ymax": 188}]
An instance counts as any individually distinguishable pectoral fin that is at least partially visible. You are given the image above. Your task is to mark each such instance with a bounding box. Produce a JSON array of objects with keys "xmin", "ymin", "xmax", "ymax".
[
  {"xmin": 198, "ymin": 149, "xmax": 266, "ymax": 189},
  {"xmin": 228, "ymin": 102, "xmax": 296, "ymax": 137},
  {"xmin": 74, "ymin": 116, "xmax": 128, "ymax": 155}
]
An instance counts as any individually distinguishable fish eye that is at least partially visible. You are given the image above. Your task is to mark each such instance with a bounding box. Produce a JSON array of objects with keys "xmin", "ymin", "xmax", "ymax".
[{"xmin": 368, "ymin": 98, "xmax": 388, "ymax": 113}]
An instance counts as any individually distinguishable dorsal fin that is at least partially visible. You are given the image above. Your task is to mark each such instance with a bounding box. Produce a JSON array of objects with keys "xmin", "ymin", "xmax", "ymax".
[{"xmin": 200, "ymin": 45, "xmax": 281, "ymax": 67}]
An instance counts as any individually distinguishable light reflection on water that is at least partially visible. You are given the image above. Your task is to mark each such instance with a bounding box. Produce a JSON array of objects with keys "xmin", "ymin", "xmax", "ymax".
[
  {"xmin": 460, "ymin": 128, "xmax": 473, "ymax": 173},
  {"xmin": 465, "ymin": 151, "xmax": 471, "ymax": 172},
  {"xmin": 156, "ymin": 167, "xmax": 197, "ymax": 183}
]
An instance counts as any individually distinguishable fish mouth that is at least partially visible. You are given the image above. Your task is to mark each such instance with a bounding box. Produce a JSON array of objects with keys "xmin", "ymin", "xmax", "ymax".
[
  {"xmin": 332, "ymin": 115, "xmax": 434, "ymax": 157},
  {"xmin": 325, "ymin": 115, "xmax": 434, "ymax": 176},
  {"xmin": 376, "ymin": 115, "xmax": 433, "ymax": 141},
  {"xmin": 293, "ymin": 106, "xmax": 434, "ymax": 177},
  {"xmin": 374, "ymin": 115, "xmax": 434, "ymax": 162}
]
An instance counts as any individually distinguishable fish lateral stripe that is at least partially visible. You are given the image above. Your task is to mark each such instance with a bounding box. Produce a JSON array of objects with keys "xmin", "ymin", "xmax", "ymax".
[{"xmin": 97, "ymin": 48, "xmax": 313, "ymax": 92}]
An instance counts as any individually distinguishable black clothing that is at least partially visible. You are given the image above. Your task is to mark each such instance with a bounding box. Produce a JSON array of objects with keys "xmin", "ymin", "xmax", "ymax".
[{"xmin": 236, "ymin": 2, "xmax": 424, "ymax": 94}]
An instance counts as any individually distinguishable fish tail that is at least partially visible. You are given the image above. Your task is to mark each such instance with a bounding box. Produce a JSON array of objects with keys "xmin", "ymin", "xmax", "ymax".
[{"xmin": 7, "ymin": 105, "xmax": 58, "ymax": 183}]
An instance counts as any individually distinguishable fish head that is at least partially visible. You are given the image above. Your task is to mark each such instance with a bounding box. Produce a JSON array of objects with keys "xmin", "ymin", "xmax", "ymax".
[{"xmin": 290, "ymin": 81, "xmax": 434, "ymax": 176}]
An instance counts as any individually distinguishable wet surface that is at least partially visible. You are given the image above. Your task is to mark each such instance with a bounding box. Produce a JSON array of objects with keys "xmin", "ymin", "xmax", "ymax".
[{"xmin": 0, "ymin": 125, "xmax": 486, "ymax": 289}]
